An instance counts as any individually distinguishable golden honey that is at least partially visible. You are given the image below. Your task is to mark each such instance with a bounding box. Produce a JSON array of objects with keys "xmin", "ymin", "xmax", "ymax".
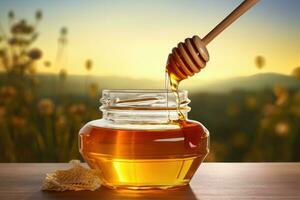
[
  {"xmin": 79, "ymin": 119, "xmax": 209, "ymax": 189},
  {"xmin": 79, "ymin": 89, "xmax": 209, "ymax": 189}
]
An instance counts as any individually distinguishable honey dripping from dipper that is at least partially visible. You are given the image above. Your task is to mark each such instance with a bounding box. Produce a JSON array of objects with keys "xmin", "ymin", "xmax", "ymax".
[{"xmin": 166, "ymin": 35, "xmax": 209, "ymax": 121}]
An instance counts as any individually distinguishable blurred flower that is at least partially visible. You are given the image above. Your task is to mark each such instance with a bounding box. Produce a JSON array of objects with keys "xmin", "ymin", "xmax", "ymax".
[
  {"xmin": 11, "ymin": 116, "xmax": 26, "ymax": 128},
  {"xmin": 11, "ymin": 20, "xmax": 34, "ymax": 35},
  {"xmin": 88, "ymin": 82, "xmax": 98, "ymax": 98},
  {"xmin": 69, "ymin": 104, "xmax": 86, "ymax": 115},
  {"xmin": 35, "ymin": 10, "xmax": 43, "ymax": 21},
  {"xmin": 292, "ymin": 66, "xmax": 300, "ymax": 81},
  {"xmin": 57, "ymin": 26, "xmax": 68, "ymax": 46},
  {"xmin": 85, "ymin": 59, "xmax": 93, "ymax": 71},
  {"xmin": 8, "ymin": 10, "xmax": 15, "ymax": 20},
  {"xmin": 245, "ymin": 95, "xmax": 257, "ymax": 109},
  {"xmin": 0, "ymin": 86, "xmax": 17, "ymax": 99},
  {"xmin": 43, "ymin": 61, "xmax": 51, "ymax": 67},
  {"xmin": 38, "ymin": 98, "xmax": 55, "ymax": 116},
  {"xmin": 255, "ymin": 56, "xmax": 265, "ymax": 69},
  {"xmin": 273, "ymin": 85, "xmax": 289, "ymax": 106},
  {"xmin": 58, "ymin": 27, "xmax": 68, "ymax": 45},
  {"xmin": 60, "ymin": 27, "xmax": 67, "ymax": 36},
  {"xmin": 27, "ymin": 48, "xmax": 42, "ymax": 60},
  {"xmin": 59, "ymin": 69, "xmax": 67, "ymax": 81},
  {"xmin": 275, "ymin": 121, "xmax": 290, "ymax": 136}
]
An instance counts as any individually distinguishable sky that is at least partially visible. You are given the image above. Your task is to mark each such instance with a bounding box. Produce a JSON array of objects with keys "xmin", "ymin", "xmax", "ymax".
[{"xmin": 0, "ymin": 0, "xmax": 299, "ymax": 85}]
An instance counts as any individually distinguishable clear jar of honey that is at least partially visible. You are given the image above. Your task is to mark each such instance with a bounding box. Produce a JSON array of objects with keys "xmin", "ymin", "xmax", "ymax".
[{"xmin": 79, "ymin": 89, "xmax": 209, "ymax": 189}]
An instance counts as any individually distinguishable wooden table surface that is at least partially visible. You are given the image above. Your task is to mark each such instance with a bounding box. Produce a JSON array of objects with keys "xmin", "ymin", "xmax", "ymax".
[{"xmin": 0, "ymin": 163, "xmax": 300, "ymax": 200}]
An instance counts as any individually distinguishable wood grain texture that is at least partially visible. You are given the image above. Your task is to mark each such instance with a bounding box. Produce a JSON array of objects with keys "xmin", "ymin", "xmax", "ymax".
[{"xmin": 0, "ymin": 163, "xmax": 299, "ymax": 200}]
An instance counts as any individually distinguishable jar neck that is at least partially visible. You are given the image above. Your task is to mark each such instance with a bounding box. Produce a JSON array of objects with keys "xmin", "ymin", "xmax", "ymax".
[
  {"xmin": 102, "ymin": 109, "xmax": 188, "ymax": 124},
  {"xmin": 100, "ymin": 89, "xmax": 190, "ymax": 124}
]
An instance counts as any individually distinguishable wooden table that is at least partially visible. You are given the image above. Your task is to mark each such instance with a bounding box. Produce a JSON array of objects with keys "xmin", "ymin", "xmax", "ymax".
[{"xmin": 0, "ymin": 163, "xmax": 299, "ymax": 200}]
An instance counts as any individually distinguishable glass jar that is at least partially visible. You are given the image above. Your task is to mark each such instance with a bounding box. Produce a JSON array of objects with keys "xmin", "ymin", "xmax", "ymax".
[{"xmin": 79, "ymin": 89, "xmax": 209, "ymax": 189}]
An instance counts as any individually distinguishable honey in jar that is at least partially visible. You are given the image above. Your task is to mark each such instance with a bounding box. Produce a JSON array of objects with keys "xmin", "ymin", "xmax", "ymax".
[{"xmin": 79, "ymin": 89, "xmax": 209, "ymax": 189}]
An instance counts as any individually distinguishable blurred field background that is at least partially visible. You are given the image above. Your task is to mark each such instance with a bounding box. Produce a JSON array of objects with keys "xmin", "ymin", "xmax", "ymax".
[{"xmin": 0, "ymin": 0, "xmax": 300, "ymax": 162}]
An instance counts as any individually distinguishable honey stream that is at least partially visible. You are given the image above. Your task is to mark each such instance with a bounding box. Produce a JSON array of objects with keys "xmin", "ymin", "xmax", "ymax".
[{"xmin": 166, "ymin": 69, "xmax": 185, "ymax": 121}]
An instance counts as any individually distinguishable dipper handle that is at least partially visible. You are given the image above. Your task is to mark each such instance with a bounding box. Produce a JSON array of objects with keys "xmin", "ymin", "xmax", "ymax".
[
  {"xmin": 203, "ymin": 0, "xmax": 259, "ymax": 45},
  {"xmin": 166, "ymin": 0, "xmax": 259, "ymax": 81}
]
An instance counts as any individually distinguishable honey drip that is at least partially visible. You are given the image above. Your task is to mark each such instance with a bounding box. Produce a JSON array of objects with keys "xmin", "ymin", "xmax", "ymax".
[{"xmin": 166, "ymin": 68, "xmax": 185, "ymax": 121}]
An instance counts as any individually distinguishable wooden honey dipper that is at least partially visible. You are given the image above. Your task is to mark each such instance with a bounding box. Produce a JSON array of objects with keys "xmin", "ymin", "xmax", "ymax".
[{"xmin": 166, "ymin": 0, "xmax": 259, "ymax": 83}]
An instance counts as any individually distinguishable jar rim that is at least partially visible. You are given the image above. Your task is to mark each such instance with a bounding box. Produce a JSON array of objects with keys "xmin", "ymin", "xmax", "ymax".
[
  {"xmin": 102, "ymin": 89, "xmax": 187, "ymax": 95},
  {"xmin": 100, "ymin": 89, "xmax": 190, "ymax": 111}
]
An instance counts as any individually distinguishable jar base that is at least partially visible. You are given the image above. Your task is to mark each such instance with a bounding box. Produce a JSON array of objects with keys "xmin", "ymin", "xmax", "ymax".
[
  {"xmin": 83, "ymin": 154, "xmax": 206, "ymax": 190},
  {"xmin": 101, "ymin": 182, "xmax": 190, "ymax": 190}
]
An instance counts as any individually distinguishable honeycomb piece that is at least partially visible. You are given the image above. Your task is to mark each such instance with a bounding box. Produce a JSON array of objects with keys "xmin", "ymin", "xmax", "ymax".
[{"xmin": 42, "ymin": 160, "xmax": 101, "ymax": 191}]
